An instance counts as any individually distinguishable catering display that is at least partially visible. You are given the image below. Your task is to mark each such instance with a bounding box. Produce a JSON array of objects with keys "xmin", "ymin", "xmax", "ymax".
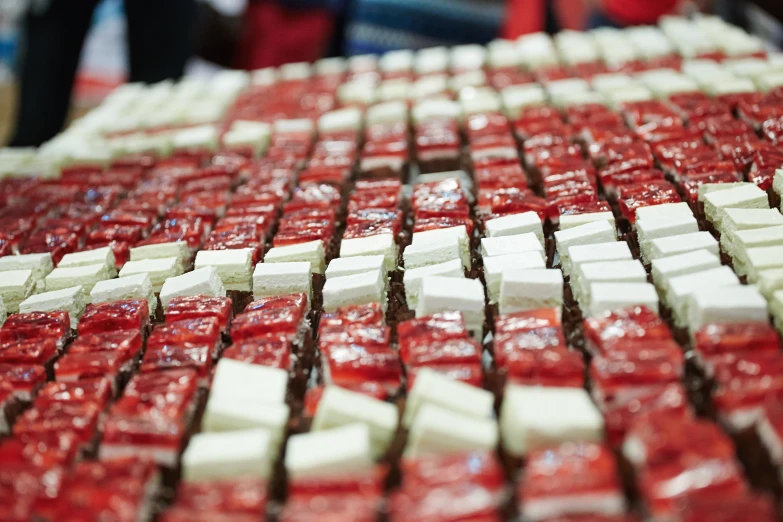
[{"xmin": 2, "ymin": 13, "xmax": 783, "ymax": 521}]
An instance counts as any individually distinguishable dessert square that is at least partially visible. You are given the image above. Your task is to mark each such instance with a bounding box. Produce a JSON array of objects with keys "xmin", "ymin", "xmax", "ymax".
[
  {"xmin": 45, "ymin": 263, "xmax": 112, "ymax": 296},
  {"xmin": 554, "ymin": 220, "xmax": 617, "ymax": 270},
  {"xmin": 564, "ymin": 241, "xmax": 631, "ymax": 278},
  {"xmin": 19, "ymin": 285, "xmax": 86, "ymax": 329},
  {"xmin": 312, "ymin": 385, "xmax": 398, "ymax": 458},
  {"xmin": 322, "ymin": 269, "xmax": 387, "ymax": 313},
  {"xmin": 499, "ymin": 268, "xmax": 564, "ymax": 315},
  {"xmin": 650, "ymin": 249, "xmax": 721, "ymax": 294},
  {"xmin": 403, "ymin": 259, "xmax": 465, "ymax": 311},
  {"xmin": 339, "ymin": 234, "xmax": 398, "ymax": 273},
  {"xmin": 703, "ymin": 183, "xmax": 769, "ymax": 229},
  {"xmin": 264, "ymin": 240, "xmax": 326, "ymax": 274},
  {"xmin": 636, "ymin": 215, "xmax": 699, "ymax": 263},
  {"xmin": 0, "ymin": 269, "xmax": 34, "ymax": 313},
  {"xmin": 740, "ymin": 245, "xmax": 783, "ymax": 282},
  {"xmin": 559, "ymin": 209, "xmax": 616, "ymax": 231},
  {"xmin": 687, "ymin": 285, "xmax": 768, "ymax": 332},
  {"xmin": 194, "ymin": 249, "xmax": 253, "ymax": 292},
  {"xmin": 182, "ymin": 429, "xmax": 274, "ymax": 482},
  {"xmin": 415, "ymin": 276, "xmax": 485, "ymax": 336},
  {"xmin": 78, "ymin": 299, "xmax": 149, "ymax": 335},
  {"xmin": 647, "ymin": 231, "xmax": 719, "ymax": 261},
  {"xmin": 667, "ymin": 266, "xmax": 740, "ymax": 327},
  {"xmin": 285, "ymin": 423, "xmax": 374, "ymax": 480},
  {"xmin": 403, "ymin": 367, "xmax": 494, "ymax": 428},
  {"xmin": 325, "ymin": 255, "xmax": 386, "ymax": 281},
  {"xmin": 0, "ymin": 252, "xmax": 53, "ymax": 290},
  {"xmin": 518, "ymin": 443, "xmax": 626, "ymax": 522},
  {"xmin": 253, "ymin": 262, "xmax": 312, "ymax": 301},
  {"xmin": 500, "ymin": 384, "xmax": 604, "ymax": 457},
  {"xmin": 211, "ymin": 358, "xmax": 288, "ymax": 404},
  {"xmin": 403, "ymin": 236, "xmax": 465, "ymax": 270},
  {"xmin": 160, "ymin": 266, "xmax": 226, "ymax": 308},
  {"xmin": 485, "ymin": 211, "xmax": 545, "ymax": 244},
  {"xmin": 589, "ymin": 282, "xmax": 660, "ymax": 318},
  {"xmin": 484, "ymin": 252, "xmax": 546, "ymax": 304},
  {"xmin": 90, "ymin": 274, "xmax": 156, "ymax": 317},
  {"xmin": 119, "ymin": 257, "xmax": 184, "ymax": 293},
  {"xmin": 575, "ymin": 260, "xmax": 647, "ymax": 307},
  {"xmin": 480, "ymin": 232, "xmax": 544, "ymax": 258},
  {"xmin": 59, "ymin": 246, "xmax": 117, "ymax": 275},
  {"xmin": 634, "ymin": 201, "xmax": 693, "ymax": 222},
  {"xmin": 406, "ymin": 403, "xmax": 498, "ymax": 458},
  {"xmin": 202, "ymin": 397, "xmax": 289, "ymax": 447},
  {"xmin": 410, "ymin": 226, "xmax": 471, "ymax": 269}
]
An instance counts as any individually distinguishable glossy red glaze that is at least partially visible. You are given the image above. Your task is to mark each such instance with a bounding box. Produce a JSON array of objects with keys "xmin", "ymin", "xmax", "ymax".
[
  {"xmin": 78, "ymin": 300, "xmax": 149, "ymax": 335},
  {"xmin": 397, "ymin": 312, "xmax": 469, "ymax": 355}
]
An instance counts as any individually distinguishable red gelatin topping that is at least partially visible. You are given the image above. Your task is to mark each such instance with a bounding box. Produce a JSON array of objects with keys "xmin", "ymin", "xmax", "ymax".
[
  {"xmin": 34, "ymin": 378, "xmax": 113, "ymax": 409},
  {"xmin": 397, "ymin": 312, "xmax": 469, "ymax": 357},
  {"xmin": 0, "ymin": 338, "xmax": 58, "ymax": 366},
  {"xmin": 223, "ymin": 337, "xmax": 292, "ymax": 369},
  {"xmin": 78, "ymin": 300, "xmax": 149, "ymax": 335},
  {"xmin": 140, "ymin": 344, "xmax": 212, "ymax": 379},
  {"xmin": 583, "ymin": 306, "xmax": 672, "ymax": 356},
  {"xmin": 519, "ymin": 443, "xmax": 624, "ymax": 518},
  {"xmin": 321, "ymin": 344, "xmax": 402, "ymax": 392},
  {"xmin": 693, "ymin": 322, "xmax": 780, "ymax": 359},
  {"xmin": 173, "ymin": 477, "xmax": 267, "ymax": 515},
  {"xmin": 68, "ymin": 330, "xmax": 143, "ymax": 357}
]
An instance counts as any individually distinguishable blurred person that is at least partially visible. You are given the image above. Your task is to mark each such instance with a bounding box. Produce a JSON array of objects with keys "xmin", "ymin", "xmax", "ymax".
[
  {"xmin": 504, "ymin": 0, "xmax": 587, "ymax": 38},
  {"xmin": 342, "ymin": 0, "xmax": 504, "ymax": 56},
  {"xmin": 10, "ymin": 0, "xmax": 198, "ymax": 147},
  {"xmin": 587, "ymin": 0, "xmax": 710, "ymax": 28}
]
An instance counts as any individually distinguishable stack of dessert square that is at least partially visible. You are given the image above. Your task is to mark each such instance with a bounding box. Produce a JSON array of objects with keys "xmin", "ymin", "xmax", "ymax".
[
  {"xmin": 700, "ymin": 182, "xmax": 783, "ymax": 282},
  {"xmin": 398, "ymin": 311, "xmax": 484, "ymax": 389},
  {"xmin": 554, "ymin": 218, "xmax": 657, "ymax": 318}
]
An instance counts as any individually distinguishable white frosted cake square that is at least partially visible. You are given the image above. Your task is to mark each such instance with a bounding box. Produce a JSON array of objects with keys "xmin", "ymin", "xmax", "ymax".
[
  {"xmin": 406, "ymin": 404, "xmax": 498, "ymax": 458},
  {"xmin": 119, "ymin": 257, "xmax": 184, "ymax": 293},
  {"xmin": 182, "ymin": 429, "xmax": 273, "ymax": 482},
  {"xmin": 499, "ymin": 268, "xmax": 563, "ymax": 315},
  {"xmin": 564, "ymin": 241, "xmax": 631, "ymax": 277},
  {"xmin": 322, "ymin": 269, "xmax": 386, "ymax": 312},
  {"xmin": 485, "ymin": 212, "xmax": 544, "ymax": 245},
  {"xmin": 340, "ymin": 234, "xmax": 398, "ymax": 273},
  {"xmin": 589, "ymin": 282, "xmax": 660, "ymax": 318},
  {"xmin": 45, "ymin": 263, "xmax": 111, "ymax": 297},
  {"xmin": 159, "ymin": 266, "xmax": 225, "ymax": 308},
  {"xmin": 19, "ymin": 285, "xmax": 86, "ymax": 328},
  {"xmin": 480, "ymin": 232, "xmax": 543, "ymax": 258},
  {"xmin": 500, "ymin": 384, "xmax": 604, "ymax": 457},
  {"xmin": 264, "ymin": 240, "xmax": 326, "ymax": 274},
  {"xmin": 0, "ymin": 269, "xmax": 34, "ymax": 313},
  {"xmin": 194, "ymin": 249, "xmax": 254, "ymax": 291},
  {"xmin": 253, "ymin": 261, "xmax": 312, "ymax": 301},
  {"xmin": 411, "ymin": 226, "xmax": 471, "ymax": 269},
  {"xmin": 130, "ymin": 241, "xmax": 191, "ymax": 264},
  {"xmin": 285, "ymin": 424, "xmax": 374, "ymax": 480},
  {"xmin": 403, "ymin": 259, "xmax": 465, "ymax": 311},
  {"xmin": 90, "ymin": 274, "xmax": 157, "ymax": 316},
  {"xmin": 554, "ymin": 220, "xmax": 616, "ymax": 270},
  {"xmin": 484, "ymin": 252, "xmax": 546, "ymax": 304},
  {"xmin": 648, "ymin": 232, "xmax": 719, "ymax": 261},
  {"xmin": 416, "ymin": 276, "xmax": 485, "ymax": 337},
  {"xmin": 403, "ymin": 236, "xmax": 465, "ymax": 270},
  {"xmin": 687, "ymin": 285, "xmax": 768, "ymax": 332},
  {"xmin": 325, "ymin": 255, "xmax": 385, "ymax": 280},
  {"xmin": 312, "ymin": 385, "xmax": 399, "ymax": 458}
]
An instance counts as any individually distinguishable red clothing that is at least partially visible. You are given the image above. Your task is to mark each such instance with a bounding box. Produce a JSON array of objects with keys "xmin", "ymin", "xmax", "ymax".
[
  {"xmin": 602, "ymin": 0, "xmax": 679, "ymax": 25},
  {"xmin": 235, "ymin": 1, "xmax": 333, "ymax": 70},
  {"xmin": 503, "ymin": 0, "xmax": 586, "ymax": 38}
]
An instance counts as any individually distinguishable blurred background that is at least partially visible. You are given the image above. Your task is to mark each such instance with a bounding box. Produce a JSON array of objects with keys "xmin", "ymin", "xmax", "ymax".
[{"xmin": 0, "ymin": 0, "xmax": 781, "ymax": 146}]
